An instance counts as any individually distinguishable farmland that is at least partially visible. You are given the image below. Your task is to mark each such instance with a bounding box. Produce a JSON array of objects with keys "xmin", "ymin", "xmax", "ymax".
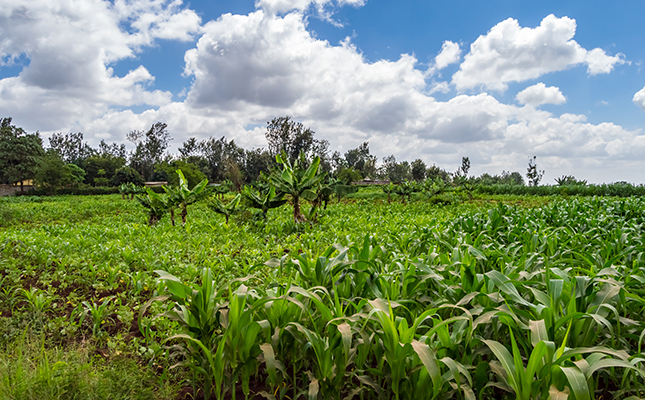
[{"xmin": 1, "ymin": 192, "xmax": 645, "ymax": 399}]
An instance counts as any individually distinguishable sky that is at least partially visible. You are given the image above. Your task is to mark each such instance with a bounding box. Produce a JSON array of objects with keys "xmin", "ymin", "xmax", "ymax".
[{"xmin": 2, "ymin": 0, "xmax": 645, "ymax": 183}]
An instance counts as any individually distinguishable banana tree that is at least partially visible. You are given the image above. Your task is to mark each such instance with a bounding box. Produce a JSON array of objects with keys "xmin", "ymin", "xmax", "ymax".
[
  {"xmin": 207, "ymin": 194, "xmax": 241, "ymax": 224},
  {"xmin": 241, "ymin": 184, "xmax": 287, "ymax": 219},
  {"xmin": 270, "ymin": 152, "xmax": 324, "ymax": 223},
  {"xmin": 382, "ymin": 182, "xmax": 396, "ymax": 204},
  {"xmin": 136, "ymin": 187, "xmax": 168, "ymax": 225},
  {"xmin": 163, "ymin": 169, "xmax": 209, "ymax": 225}
]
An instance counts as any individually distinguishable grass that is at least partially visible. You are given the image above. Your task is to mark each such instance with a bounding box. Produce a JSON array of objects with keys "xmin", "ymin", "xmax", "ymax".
[{"xmin": 0, "ymin": 334, "xmax": 176, "ymax": 400}]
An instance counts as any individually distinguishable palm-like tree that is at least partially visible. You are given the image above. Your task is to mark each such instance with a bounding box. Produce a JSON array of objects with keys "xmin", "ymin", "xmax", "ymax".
[
  {"xmin": 270, "ymin": 152, "xmax": 324, "ymax": 223},
  {"xmin": 164, "ymin": 169, "xmax": 209, "ymax": 225},
  {"xmin": 207, "ymin": 194, "xmax": 241, "ymax": 224},
  {"xmin": 241, "ymin": 184, "xmax": 287, "ymax": 219},
  {"xmin": 136, "ymin": 187, "xmax": 168, "ymax": 225}
]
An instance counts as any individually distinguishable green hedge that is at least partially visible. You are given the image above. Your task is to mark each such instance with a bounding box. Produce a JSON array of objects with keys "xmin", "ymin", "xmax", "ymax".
[
  {"xmin": 16, "ymin": 185, "xmax": 165, "ymax": 197},
  {"xmin": 477, "ymin": 183, "xmax": 645, "ymax": 197}
]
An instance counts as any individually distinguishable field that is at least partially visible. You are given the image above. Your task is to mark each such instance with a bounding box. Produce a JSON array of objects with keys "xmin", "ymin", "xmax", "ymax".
[{"xmin": 1, "ymin": 191, "xmax": 645, "ymax": 399}]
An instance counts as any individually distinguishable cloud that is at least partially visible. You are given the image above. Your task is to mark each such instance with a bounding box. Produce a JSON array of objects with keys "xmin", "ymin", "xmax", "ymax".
[
  {"xmin": 434, "ymin": 41, "xmax": 461, "ymax": 71},
  {"xmin": 255, "ymin": 0, "xmax": 366, "ymax": 15},
  {"xmin": 516, "ymin": 83, "xmax": 566, "ymax": 106},
  {"xmin": 0, "ymin": 0, "xmax": 199, "ymax": 130},
  {"xmin": 452, "ymin": 14, "xmax": 626, "ymax": 91},
  {"xmin": 633, "ymin": 86, "xmax": 645, "ymax": 111}
]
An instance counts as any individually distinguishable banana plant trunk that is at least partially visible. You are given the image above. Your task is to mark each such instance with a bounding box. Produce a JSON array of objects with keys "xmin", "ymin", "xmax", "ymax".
[
  {"xmin": 180, "ymin": 206, "xmax": 187, "ymax": 225},
  {"xmin": 293, "ymin": 195, "xmax": 306, "ymax": 222},
  {"xmin": 169, "ymin": 209, "xmax": 176, "ymax": 226}
]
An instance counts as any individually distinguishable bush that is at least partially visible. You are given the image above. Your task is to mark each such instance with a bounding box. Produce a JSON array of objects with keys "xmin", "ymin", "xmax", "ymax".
[
  {"xmin": 476, "ymin": 182, "xmax": 645, "ymax": 197},
  {"xmin": 16, "ymin": 185, "xmax": 164, "ymax": 197}
]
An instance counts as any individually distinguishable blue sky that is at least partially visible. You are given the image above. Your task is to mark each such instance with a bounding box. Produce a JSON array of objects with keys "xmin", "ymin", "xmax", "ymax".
[{"xmin": 2, "ymin": 0, "xmax": 645, "ymax": 183}]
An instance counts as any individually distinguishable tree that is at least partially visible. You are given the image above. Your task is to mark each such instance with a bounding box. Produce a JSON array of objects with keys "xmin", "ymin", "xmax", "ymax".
[
  {"xmin": 128, "ymin": 122, "xmax": 172, "ymax": 180},
  {"xmin": 207, "ymin": 194, "xmax": 241, "ymax": 224},
  {"xmin": 411, "ymin": 159, "xmax": 427, "ymax": 181},
  {"xmin": 336, "ymin": 167, "xmax": 362, "ymax": 184},
  {"xmin": 426, "ymin": 164, "xmax": 451, "ymax": 182},
  {"xmin": 455, "ymin": 156, "xmax": 470, "ymax": 179},
  {"xmin": 0, "ymin": 117, "xmax": 45, "ymax": 192},
  {"xmin": 97, "ymin": 139, "xmax": 127, "ymax": 159},
  {"xmin": 242, "ymin": 148, "xmax": 273, "ymax": 183},
  {"xmin": 48, "ymin": 132, "xmax": 93, "ymax": 165},
  {"xmin": 270, "ymin": 152, "xmax": 324, "ymax": 223},
  {"xmin": 240, "ymin": 185, "xmax": 287, "ymax": 219},
  {"xmin": 84, "ymin": 152, "xmax": 125, "ymax": 186},
  {"xmin": 526, "ymin": 156, "xmax": 544, "ymax": 187},
  {"xmin": 157, "ymin": 160, "xmax": 207, "ymax": 189},
  {"xmin": 178, "ymin": 137, "xmax": 201, "ymax": 159},
  {"xmin": 111, "ymin": 167, "xmax": 144, "ymax": 187},
  {"xmin": 199, "ymin": 136, "xmax": 244, "ymax": 182},
  {"xmin": 224, "ymin": 159, "xmax": 244, "ymax": 193},
  {"xmin": 34, "ymin": 150, "xmax": 85, "ymax": 193},
  {"xmin": 380, "ymin": 155, "xmax": 411, "ymax": 183},
  {"xmin": 265, "ymin": 116, "xmax": 329, "ymax": 167},
  {"xmin": 163, "ymin": 170, "xmax": 209, "ymax": 225}
]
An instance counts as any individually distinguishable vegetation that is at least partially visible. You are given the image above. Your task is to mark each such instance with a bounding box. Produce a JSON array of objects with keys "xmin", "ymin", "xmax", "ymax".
[{"xmin": 2, "ymin": 191, "xmax": 645, "ymax": 399}]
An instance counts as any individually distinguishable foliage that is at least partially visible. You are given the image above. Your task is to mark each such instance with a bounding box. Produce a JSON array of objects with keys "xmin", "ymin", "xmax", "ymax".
[
  {"xmin": 0, "ymin": 117, "xmax": 45, "ymax": 191},
  {"xmin": 162, "ymin": 170, "xmax": 209, "ymax": 225},
  {"xmin": 335, "ymin": 167, "xmax": 362, "ymax": 185},
  {"xmin": 411, "ymin": 158, "xmax": 427, "ymax": 181},
  {"xmin": 127, "ymin": 122, "xmax": 172, "ymax": 181},
  {"xmin": 84, "ymin": 155, "xmax": 126, "ymax": 186},
  {"xmin": 270, "ymin": 151, "xmax": 325, "ymax": 223},
  {"xmin": 265, "ymin": 116, "xmax": 315, "ymax": 163},
  {"xmin": 48, "ymin": 132, "xmax": 94, "ymax": 165},
  {"xmin": 136, "ymin": 187, "xmax": 169, "ymax": 225},
  {"xmin": 526, "ymin": 156, "xmax": 545, "ymax": 186},
  {"xmin": 207, "ymin": 193, "xmax": 241, "ymax": 224},
  {"xmin": 34, "ymin": 151, "xmax": 86, "ymax": 192},
  {"xmin": 555, "ymin": 175, "xmax": 587, "ymax": 186},
  {"xmin": 454, "ymin": 156, "xmax": 471, "ymax": 179},
  {"xmin": 111, "ymin": 167, "xmax": 144, "ymax": 187},
  {"xmin": 5, "ymin": 193, "xmax": 645, "ymax": 399},
  {"xmin": 380, "ymin": 155, "xmax": 412, "ymax": 183},
  {"xmin": 240, "ymin": 185, "xmax": 287, "ymax": 219},
  {"xmin": 157, "ymin": 160, "xmax": 206, "ymax": 189}
]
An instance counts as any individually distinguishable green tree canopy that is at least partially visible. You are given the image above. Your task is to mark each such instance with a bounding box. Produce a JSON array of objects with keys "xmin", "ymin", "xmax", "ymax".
[{"xmin": 0, "ymin": 117, "xmax": 45, "ymax": 192}]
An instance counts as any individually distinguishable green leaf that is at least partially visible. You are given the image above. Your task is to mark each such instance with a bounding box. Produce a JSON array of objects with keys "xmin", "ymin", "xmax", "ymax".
[{"xmin": 558, "ymin": 366, "xmax": 590, "ymax": 400}]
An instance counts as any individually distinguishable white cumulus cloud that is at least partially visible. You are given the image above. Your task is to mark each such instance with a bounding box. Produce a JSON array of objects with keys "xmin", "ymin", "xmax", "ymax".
[
  {"xmin": 0, "ymin": 0, "xmax": 199, "ymax": 130},
  {"xmin": 516, "ymin": 83, "xmax": 566, "ymax": 106},
  {"xmin": 452, "ymin": 14, "xmax": 626, "ymax": 91},
  {"xmin": 633, "ymin": 86, "xmax": 645, "ymax": 111},
  {"xmin": 434, "ymin": 41, "xmax": 461, "ymax": 71}
]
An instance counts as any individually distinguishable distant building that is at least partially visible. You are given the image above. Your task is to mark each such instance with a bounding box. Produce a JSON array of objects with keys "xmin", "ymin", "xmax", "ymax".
[{"xmin": 353, "ymin": 177, "xmax": 389, "ymax": 185}]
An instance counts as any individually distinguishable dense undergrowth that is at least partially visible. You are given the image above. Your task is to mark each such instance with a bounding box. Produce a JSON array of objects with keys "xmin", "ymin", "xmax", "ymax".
[{"xmin": 1, "ymin": 192, "xmax": 644, "ymax": 399}]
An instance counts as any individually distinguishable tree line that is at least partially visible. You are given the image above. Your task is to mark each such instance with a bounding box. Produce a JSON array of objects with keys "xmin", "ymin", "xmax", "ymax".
[{"xmin": 1, "ymin": 116, "xmax": 531, "ymax": 194}]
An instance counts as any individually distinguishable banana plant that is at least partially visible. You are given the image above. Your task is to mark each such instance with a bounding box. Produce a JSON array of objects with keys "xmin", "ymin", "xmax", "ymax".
[
  {"xmin": 136, "ymin": 187, "xmax": 168, "ymax": 225},
  {"xmin": 395, "ymin": 180, "xmax": 417, "ymax": 203},
  {"xmin": 382, "ymin": 182, "xmax": 396, "ymax": 204},
  {"xmin": 207, "ymin": 193, "xmax": 241, "ymax": 224},
  {"xmin": 163, "ymin": 169, "xmax": 209, "ymax": 225},
  {"xmin": 241, "ymin": 184, "xmax": 287, "ymax": 219},
  {"xmin": 270, "ymin": 151, "xmax": 324, "ymax": 223}
]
